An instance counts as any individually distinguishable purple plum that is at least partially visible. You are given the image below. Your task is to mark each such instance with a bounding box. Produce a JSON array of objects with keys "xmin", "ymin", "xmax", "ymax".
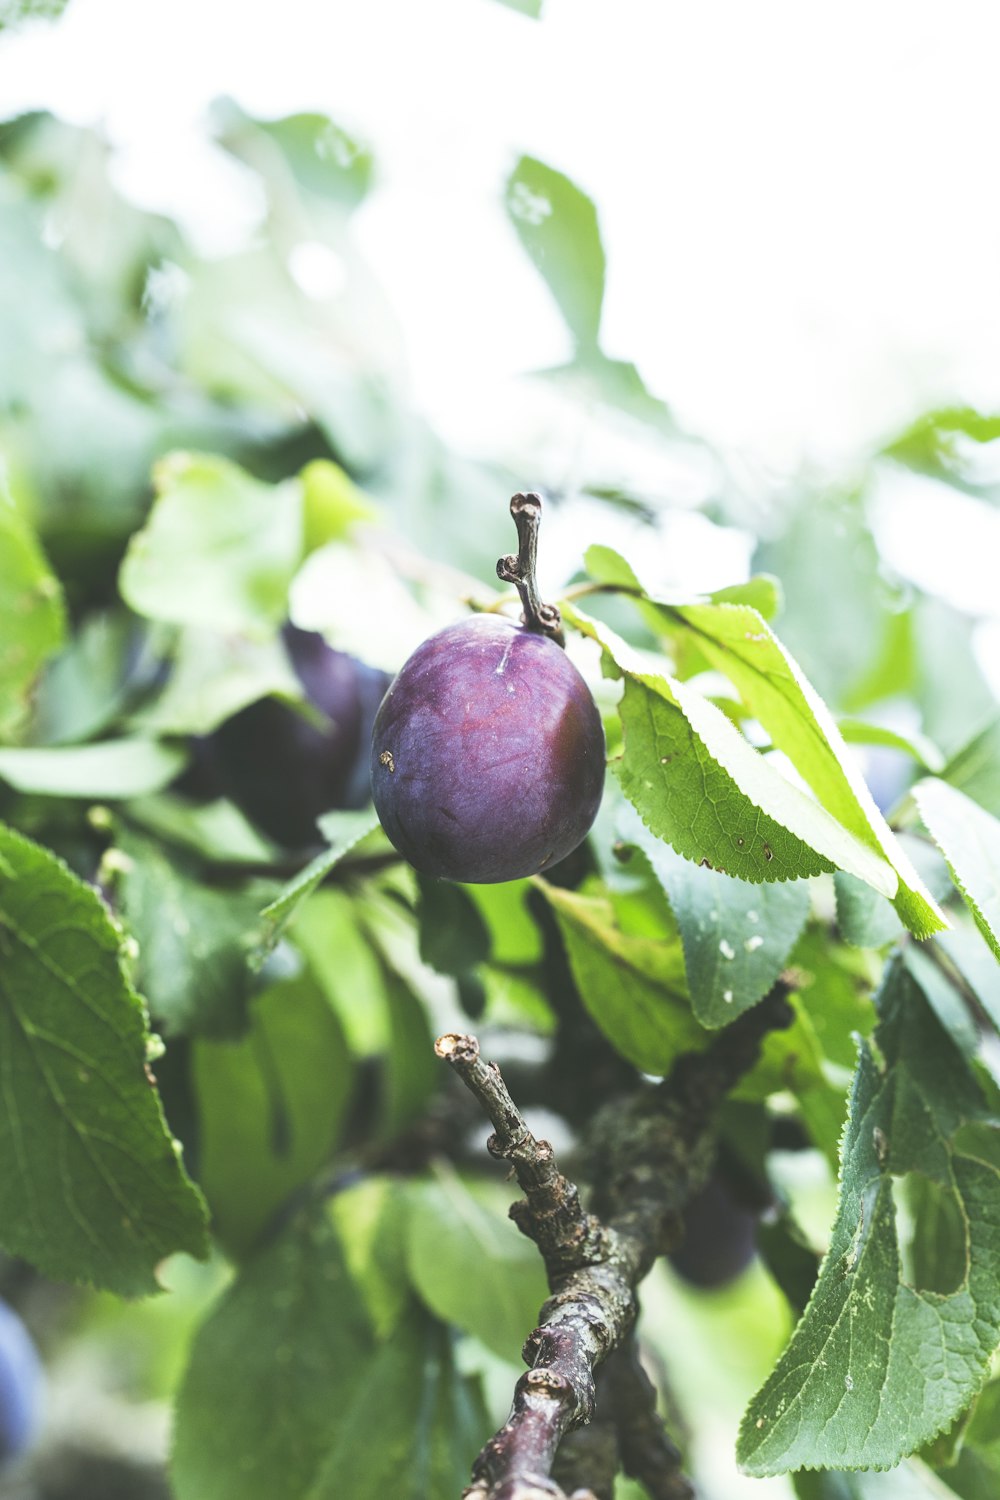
[
  {"xmin": 669, "ymin": 1172, "xmax": 758, "ymax": 1289},
  {"xmin": 0, "ymin": 1300, "xmax": 42, "ymax": 1467},
  {"xmin": 370, "ymin": 614, "xmax": 605, "ymax": 884}
]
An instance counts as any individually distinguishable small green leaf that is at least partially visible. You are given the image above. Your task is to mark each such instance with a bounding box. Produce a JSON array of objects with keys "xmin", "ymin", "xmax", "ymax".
[
  {"xmin": 837, "ymin": 719, "xmax": 944, "ymax": 773},
  {"xmin": 0, "ymin": 822, "xmax": 208, "ymax": 1294},
  {"xmin": 407, "ymin": 1169, "xmax": 547, "ymax": 1361},
  {"xmin": 0, "ymin": 499, "xmax": 65, "ymax": 741},
  {"xmin": 914, "ymin": 779, "xmax": 1000, "ymax": 961},
  {"xmin": 32, "ymin": 611, "xmax": 133, "ymax": 746},
  {"xmin": 491, "ymin": 0, "xmax": 543, "ymax": 15},
  {"xmin": 505, "ymin": 156, "xmax": 605, "ymax": 351},
  {"xmin": 252, "ymin": 808, "xmax": 380, "ymax": 967},
  {"xmin": 738, "ymin": 958, "xmax": 1000, "ymax": 1474},
  {"xmin": 134, "ymin": 627, "xmax": 301, "ymax": 736},
  {"xmin": 192, "ymin": 969, "xmax": 352, "ymax": 1255},
  {"xmin": 834, "ymin": 871, "xmax": 904, "ymax": 949},
  {"xmin": 301, "ymin": 460, "xmax": 377, "ymax": 553},
  {"xmin": 0, "ymin": 738, "xmax": 187, "ymax": 798},
  {"xmin": 542, "ymin": 882, "xmax": 703, "ymax": 1072},
  {"xmin": 417, "ymin": 875, "xmax": 490, "ymax": 976},
  {"xmin": 623, "ymin": 806, "xmax": 810, "ymax": 1027},
  {"xmin": 119, "ymin": 453, "xmax": 303, "ymax": 636},
  {"xmin": 118, "ymin": 834, "xmax": 266, "ymax": 1039}
]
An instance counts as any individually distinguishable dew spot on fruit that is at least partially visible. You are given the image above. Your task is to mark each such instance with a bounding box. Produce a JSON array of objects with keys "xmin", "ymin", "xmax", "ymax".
[{"xmin": 379, "ymin": 750, "xmax": 395, "ymax": 773}]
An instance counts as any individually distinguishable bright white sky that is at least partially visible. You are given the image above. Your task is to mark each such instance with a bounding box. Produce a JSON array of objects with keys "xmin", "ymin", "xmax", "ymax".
[{"xmin": 5, "ymin": 0, "xmax": 1000, "ymax": 473}]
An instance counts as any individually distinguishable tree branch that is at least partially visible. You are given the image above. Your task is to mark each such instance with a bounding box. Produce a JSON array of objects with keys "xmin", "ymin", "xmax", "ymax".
[{"xmin": 435, "ymin": 985, "xmax": 793, "ymax": 1500}]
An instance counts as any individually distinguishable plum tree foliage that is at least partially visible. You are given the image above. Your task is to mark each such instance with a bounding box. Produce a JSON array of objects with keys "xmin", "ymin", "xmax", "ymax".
[{"xmin": 1, "ymin": 99, "xmax": 1000, "ymax": 1500}]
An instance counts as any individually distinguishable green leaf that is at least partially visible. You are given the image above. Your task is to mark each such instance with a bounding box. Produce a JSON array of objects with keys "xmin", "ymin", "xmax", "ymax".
[
  {"xmin": 934, "ymin": 1378, "xmax": 1000, "ymax": 1499},
  {"xmin": 734, "ymin": 993, "xmax": 849, "ymax": 1168},
  {"xmin": 0, "ymin": 738, "xmax": 187, "ymax": 798},
  {"xmin": 214, "ymin": 104, "xmax": 374, "ymax": 212},
  {"xmin": 492, "ymin": 0, "xmax": 543, "ymax": 15},
  {"xmin": 407, "ymin": 1169, "xmax": 547, "ymax": 1361},
  {"xmin": 134, "ymin": 627, "xmax": 301, "ymax": 736},
  {"xmin": 505, "ymin": 156, "xmax": 605, "ymax": 351},
  {"xmin": 192, "ymin": 969, "xmax": 352, "ymax": 1255},
  {"xmin": 0, "ymin": 498, "xmax": 65, "ymax": 741},
  {"xmin": 301, "ymin": 460, "xmax": 377, "ymax": 553},
  {"xmin": 914, "ymin": 779, "xmax": 1000, "ymax": 960},
  {"xmin": 119, "ymin": 453, "xmax": 303, "ymax": 636},
  {"xmin": 834, "ymin": 871, "xmax": 904, "ymax": 949},
  {"xmin": 252, "ymin": 808, "xmax": 380, "ymax": 968},
  {"xmin": 941, "ymin": 719, "xmax": 1000, "ymax": 818},
  {"xmin": 738, "ymin": 958, "xmax": 1000, "ymax": 1474},
  {"xmin": 32, "ymin": 611, "xmax": 133, "ymax": 746},
  {"xmin": 303, "ymin": 1312, "xmax": 488, "ymax": 1500},
  {"xmin": 837, "ymin": 719, "xmax": 944, "ymax": 774},
  {"xmin": 117, "ymin": 834, "xmax": 266, "ymax": 1039},
  {"xmin": 0, "ymin": 822, "xmax": 208, "ymax": 1294},
  {"xmin": 542, "ymin": 882, "xmax": 703, "ymax": 1072},
  {"xmin": 662, "ymin": 597, "xmax": 944, "ymax": 936},
  {"xmin": 417, "ymin": 875, "xmax": 491, "ymax": 977},
  {"xmin": 565, "ymin": 604, "xmax": 898, "ymax": 894},
  {"xmin": 937, "ymin": 925, "xmax": 1000, "ymax": 1035},
  {"xmin": 172, "ymin": 1210, "xmax": 372, "ymax": 1500},
  {"xmin": 621, "ymin": 805, "xmax": 810, "ymax": 1027},
  {"xmin": 124, "ymin": 794, "xmax": 277, "ymax": 866}
]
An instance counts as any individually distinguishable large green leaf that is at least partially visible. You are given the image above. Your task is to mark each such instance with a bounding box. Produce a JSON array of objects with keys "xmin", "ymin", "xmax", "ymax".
[
  {"xmin": 0, "ymin": 822, "xmax": 208, "ymax": 1293},
  {"xmin": 565, "ymin": 604, "xmax": 898, "ymax": 894},
  {"xmin": 407, "ymin": 1170, "xmax": 547, "ymax": 1362},
  {"xmin": 0, "ymin": 499, "xmax": 65, "ymax": 741},
  {"xmin": 505, "ymin": 156, "xmax": 605, "ymax": 351},
  {"xmin": 914, "ymin": 779, "xmax": 1000, "ymax": 961},
  {"xmin": 621, "ymin": 804, "xmax": 810, "ymax": 1027},
  {"xmin": 192, "ymin": 969, "xmax": 353, "ymax": 1255},
  {"xmin": 738, "ymin": 958, "xmax": 1000, "ymax": 1474},
  {"xmin": 173, "ymin": 1209, "xmax": 487, "ymax": 1500},
  {"xmin": 134, "ymin": 627, "xmax": 301, "ymax": 736},
  {"xmin": 119, "ymin": 453, "xmax": 303, "ymax": 636},
  {"xmin": 542, "ymin": 882, "xmax": 702, "ymax": 1072},
  {"xmin": 580, "ymin": 554, "xmax": 943, "ymax": 936}
]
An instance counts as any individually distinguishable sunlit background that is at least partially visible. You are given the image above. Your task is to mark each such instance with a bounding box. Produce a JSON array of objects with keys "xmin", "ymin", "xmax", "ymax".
[{"xmin": 2, "ymin": 3, "xmax": 1000, "ymax": 1498}]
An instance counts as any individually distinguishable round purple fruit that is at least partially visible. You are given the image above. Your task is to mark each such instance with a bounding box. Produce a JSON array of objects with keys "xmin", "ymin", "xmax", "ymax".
[{"xmin": 370, "ymin": 613, "xmax": 605, "ymax": 884}]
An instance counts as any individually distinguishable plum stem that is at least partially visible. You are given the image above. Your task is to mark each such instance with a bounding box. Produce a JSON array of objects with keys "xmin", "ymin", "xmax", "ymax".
[{"xmin": 497, "ymin": 492, "xmax": 565, "ymax": 646}]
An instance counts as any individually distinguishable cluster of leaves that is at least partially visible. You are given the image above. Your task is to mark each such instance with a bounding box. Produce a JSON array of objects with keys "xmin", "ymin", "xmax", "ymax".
[{"xmin": 2, "ymin": 98, "xmax": 1000, "ymax": 1500}]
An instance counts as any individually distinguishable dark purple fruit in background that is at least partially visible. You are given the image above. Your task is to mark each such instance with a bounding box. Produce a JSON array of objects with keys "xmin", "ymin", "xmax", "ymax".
[
  {"xmin": 193, "ymin": 625, "xmax": 391, "ymax": 849},
  {"xmin": 370, "ymin": 614, "xmax": 605, "ymax": 884},
  {"xmin": 0, "ymin": 1299, "xmax": 42, "ymax": 1467},
  {"xmin": 669, "ymin": 1171, "xmax": 758, "ymax": 1289}
]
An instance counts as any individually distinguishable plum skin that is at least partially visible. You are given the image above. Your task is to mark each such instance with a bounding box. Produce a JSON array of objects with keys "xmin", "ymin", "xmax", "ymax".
[
  {"xmin": 370, "ymin": 614, "xmax": 605, "ymax": 884},
  {"xmin": 0, "ymin": 1299, "xmax": 42, "ymax": 1467}
]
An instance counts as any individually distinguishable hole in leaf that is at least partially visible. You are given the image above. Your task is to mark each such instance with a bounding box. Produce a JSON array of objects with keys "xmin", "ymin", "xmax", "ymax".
[{"xmin": 891, "ymin": 1172, "xmax": 968, "ymax": 1296}]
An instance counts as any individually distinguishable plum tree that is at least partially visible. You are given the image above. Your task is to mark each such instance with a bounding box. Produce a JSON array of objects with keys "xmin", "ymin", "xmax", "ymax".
[
  {"xmin": 370, "ymin": 495, "xmax": 605, "ymax": 884},
  {"xmin": 0, "ymin": 1299, "xmax": 42, "ymax": 1468},
  {"xmin": 196, "ymin": 624, "xmax": 390, "ymax": 848}
]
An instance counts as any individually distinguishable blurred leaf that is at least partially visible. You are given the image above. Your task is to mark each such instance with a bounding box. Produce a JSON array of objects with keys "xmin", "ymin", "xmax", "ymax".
[
  {"xmin": 0, "ymin": 822, "xmax": 209, "ymax": 1293},
  {"xmin": 941, "ymin": 718, "xmax": 1000, "ymax": 817},
  {"xmin": 837, "ymin": 719, "xmax": 944, "ymax": 773},
  {"xmin": 0, "ymin": 497, "xmax": 66, "ymax": 741},
  {"xmin": 506, "ymin": 155, "xmax": 604, "ymax": 351},
  {"xmin": 135, "ymin": 627, "xmax": 301, "ymax": 736},
  {"xmin": 407, "ymin": 1169, "xmax": 547, "ymax": 1361},
  {"xmin": 0, "ymin": 0, "xmax": 70, "ymax": 31},
  {"xmin": 0, "ymin": 736, "xmax": 186, "ymax": 796},
  {"xmin": 124, "ymin": 793, "xmax": 277, "ymax": 865},
  {"xmin": 301, "ymin": 459, "xmax": 377, "ymax": 552},
  {"xmin": 32, "ymin": 611, "xmax": 134, "ymax": 745},
  {"xmin": 118, "ymin": 833, "xmax": 266, "ymax": 1039},
  {"xmin": 934, "ymin": 1379, "xmax": 1000, "ymax": 1498},
  {"xmin": 304, "ymin": 1309, "xmax": 488, "ymax": 1500},
  {"xmin": 329, "ymin": 1177, "xmax": 411, "ymax": 1338},
  {"xmin": 417, "ymin": 875, "xmax": 490, "ymax": 976},
  {"xmin": 937, "ymin": 924, "xmax": 1000, "ymax": 1034},
  {"xmin": 883, "ymin": 407, "xmax": 1000, "ymax": 496},
  {"xmin": 542, "ymin": 882, "xmax": 703, "ymax": 1073},
  {"xmin": 173, "ymin": 1210, "xmax": 371, "ymax": 1500},
  {"xmin": 565, "ymin": 603, "xmax": 898, "ymax": 894},
  {"xmin": 492, "ymin": 0, "xmax": 543, "ymax": 14},
  {"xmin": 214, "ymin": 101, "xmax": 374, "ymax": 211},
  {"xmin": 622, "ymin": 805, "xmax": 810, "ymax": 1027},
  {"xmin": 784, "ymin": 923, "xmax": 875, "ymax": 1073},
  {"xmin": 734, "ymin": 993, "xmax": 848, "ymax": 1167},
  {"xmin": 193, "ymin": 968, "xmax": 352, "ymax": 1255},
  {"xmin": 914, "ymin": 779, "xmax": 1000, "ymax": 960},
  {"xmin": 291, "ymin": 886, "xmax": 392, "ymax": 1056},
  {"xmin": 738, "ymin": 958, "xmax": 1000, "ymax": 1474},
  {"xmin": 379, "ymin": 958, "xmax": 439, "ymax": 1141},
  {"xmin": 119, "ymin": 453, "xmax": 303, "ymax": 636},
  {"xmin": 834, "ymin": 871, "xmax": 904, "ymax": 949},
  {"xmin": 464, "ymin": 879, "xmax": 542, "ymax": 965},
  {"xmin": 252, "ymin": 807, "xmax": 380, "ymax": 967}
]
